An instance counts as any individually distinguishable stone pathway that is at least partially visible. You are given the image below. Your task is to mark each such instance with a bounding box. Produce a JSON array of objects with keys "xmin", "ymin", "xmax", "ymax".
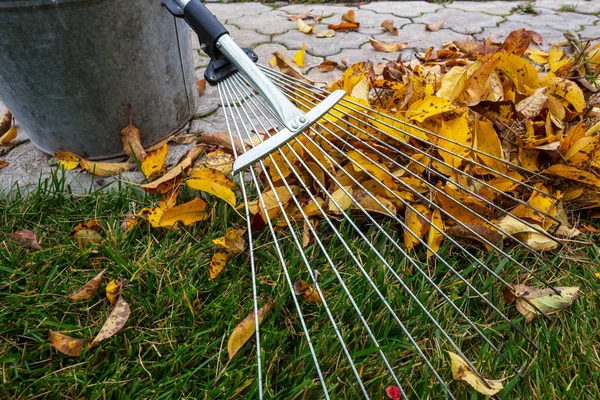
[{"xmin": 1, "ymin": 0, "xmax": 599, "ymax": 193}]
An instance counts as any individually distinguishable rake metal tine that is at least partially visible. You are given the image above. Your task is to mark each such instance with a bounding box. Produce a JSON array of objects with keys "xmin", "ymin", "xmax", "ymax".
[
  {"xmin": 226, "ymin": 76, "xmax": 410, "ymax": 398},
  {"xmin": 231, "ymin": 76, "xmax": 520, "ymax": 387},
  {"xmin": 269, "ymin": 79, "xmax": 563, "ymax": 274},
  {"xmin": 230, "ymin": 74, "xmax": 458, "ymax": 398},
  {"xmin": 264, "ymin": 69, "xmax": 565, "ymax": 230},
  {"xmin": 222, "ymin": 77, "xmax": 371, "ymax": 398},
  {"xmin": 260, "ymin": 66, "xmax": 562, "ymax": 203},
  {"xmin": 218, "ymin": 82, "xmax": 332, "ymax": 399},
  {"xmin": 235, "ymin": 73, "xmax": 556, "ymax": 321}
]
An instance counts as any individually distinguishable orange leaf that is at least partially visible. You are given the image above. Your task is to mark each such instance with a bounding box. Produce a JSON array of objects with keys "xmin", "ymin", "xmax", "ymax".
[
  {"xmin": 342, "ymin": 9, "xmax": 356, "ymax": 23},
  {"xmin": 381, "ymin": 19, "xmax": 398, "ymax": 35},
  {"xmin": 328, "ymin": 21, "xmax": 360, "ymax": 32},
  {"xmin": 369, "ymin": 37, "xmax": 408, "ymax": 52}
]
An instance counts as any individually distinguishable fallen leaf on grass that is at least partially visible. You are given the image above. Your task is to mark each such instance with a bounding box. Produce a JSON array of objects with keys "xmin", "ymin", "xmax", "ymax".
[
  {"xmin": 0, "ymin": 110, "xmax": 11, "ymax": 136},
  {"xmin": 186, "ymin": 168, "xmax": 236, "ymax": 206},
  {"xmin": 293, "ymin": 41, "xmax": 306, "ymax": 68},
  {"xmin": 196, "ymin": 79, "xmax": 206, "ymax": 96},
  {"xmin": 105, "ymin": 279, "xmax": 120, "ymax": 304},
  {"xmin": 68, "ymin": 270, "xmax": 106, "ymax": 301},
  {"xmin": 228, "ymin": 303, "xmax": 273, "ymax": 360},
  {"xmin": 318, "ymin": 60, "xmax": 339, "ymax": 72},
  {"xmin": 0, "ymin": 126, "xmax": 17, "ymax": 145},
  {"xmin": 80, "ymin": 159, "xmax": 134, "ymax": 177},
  {"xmin": 55, "ymin": 151, "xmax": 80, "ymax": 170},
  {"xmin": 89, "ymin": 295, "xmax": 130, "ymax": 347},
  {"xmin": 385, "ymin": 386, "xmax": 402, "ymax": 400},
  {"xmin": 425, "ymin": 20, "xmax": 444, "ymax": 32},
  {"xmin": 342, "ymin": 9, "xmax": 356, "ymax": 23},
  {"xmin": 297, "ymin": 18, "xmax": 314, "ymax": 34},
  {"xmin": 141, "ymin": 144, "xmax": 206, "ymax": 194},
  {"xmin": 381, "ymin": 19, "xmax": 398, "ymax": 36},
  {"xmin": 316, "ymin": 29, "xmax": 336, "ymax": 38},
  {"xmin": 294, "ymin": 280, "xmax": 322, "ymax": 303},
  {"xmin": 159, "ymin": 197, "xmax": 208, "ymax": 227},
  {"xmin": 328, "ymin": 22, "xmax": 360, "ymax": 32},
  {"xmin": 209, "ymin": 252, "xmax": 229, "ymax": 279},
  {"xmin": 49, "ymin": 331, "xmax": 85, "ymax": 357},
  {"xmin": 448, "ymin": 351, "xmax": 504, "ymax": 395},
  {"xmin": 141, "ymin": 143, "xmax": 168, "ymax": 178},
  {"xmin": 70, "ymin": 219, "xmax": 102, "ymax": 236},
  {"xmin": 8, "ymin": 230, "xmax": 42, "ymax": 250},
  {"xmin": 404, "ymin": 204, "xmax": 431, "ymax": 252},
  {"xmin": 72, "ymin": 229, "xmax": 102, "ymax": 249},
  {"xmin": 213, "ymin": 228, "xmax": 246, "ymax": 254},
  {"xmin": 120, "ymin": 114, "xmax": 146, "ymax": 162},
  {"xmin": 504, "ymin": 284, "xmax": 580, "ymax": 322}
]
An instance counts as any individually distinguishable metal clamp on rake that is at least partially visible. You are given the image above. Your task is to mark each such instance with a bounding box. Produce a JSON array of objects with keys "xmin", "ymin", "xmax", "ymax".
[{"xmin": 164, "ymin": 0, "xmax": 345, "ymax": 173}]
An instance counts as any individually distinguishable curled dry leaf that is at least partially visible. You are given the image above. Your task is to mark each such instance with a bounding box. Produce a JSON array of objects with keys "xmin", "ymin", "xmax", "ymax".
[
  {"xmin": 186, "ymin": 168, "xmax": 236, "ymax": 206},
  {"xmin": 0, "ymin": 160, "xmax": 7, "ymax": 169},
  {"xmin": 328, "ymin": 22, "xmax": 360, "ymax": 32},
  {"xmin": 272, "ymin": 51, "xmax": 313, "ymax": 84},
  {"xmin": 195, "ymin": 150, "xmax": 234, "ymax": 175},
  {"xmin": 209, "ymin": 252, "xmax": 229, "ymax": 279},
  {"xmin": 159, "ymin": 197, "xmax": 208, "ymax": 227},
  {"xmin": 381, "ymin": 19, "xmax": 398, "ymax": 36},
  {"xmin": 0, "ymin": 110, "xmax": 11, "ymax": 136},
  {"xmin": 8, "ymin": 230, "xmax": 42, "ymax": 250},
  {"xmin": 342, "ymin": 9, "xmax": 356, "ymax": 23},
  {"xmin": 316, "ymin": 29, "xmax": 336, "ymax": 38},
  {"xmin": 120, "ymin": 115, "xmax": 146, "ymax": 162},
  {"xmin": 80, "ymin": 159, "xmax": 134, "ymax": 177},
  {"xmin": 55, "ymin": 151, "xmax": 80, "ymax": 170},
  {"xmin": 141, "ymin": 144, "xmax": 206, "ymax": 194},
  {"xmin": 89, "ymin": 295, "xmax": 130, "ymax": 347},
  {"xmin": 448, "ymin": 351, "xmax": 504, "ymax": 395},
  {"xmin": 49, "ymin": 330, "xmax": 85, "ymax": 357},
  {"xmin": 0, "ymin": 126, "xmax": 17, "ymax": 145},
  {"xmin": 213, "ymin": 228, "xmax": 246, "ymax": 254},
  {"xmin": 68, "ymin": 269, "xmax": 106, "ymax": 301},
  {"xmin": 369, "ymin": 37, "xmax": 408, "ymax": 53},
  {"xmin": 318, "ymin": 60, "xmax": 339, "ymax": 72},
  {"xmin": 296, "ymin": 18, "xmax": 314, "ymax": 34},
  {"xmin": 292, "ymin": 42, "xmax": 306, "ymax": 68},
  {"xmin": 294, "ymin": 279, "xmax": 322, "ymax": 303},
  {"xmin": 196, "ymin": 79, "xmax": 206, "ymax": 96},
  {"xmin": 542, "ymin": 165, "xmax": 600, "ymax": 189},
  {"xmin": 228, "ymin": 303, "xmax": 273, "ymax": 360},
  {"xmin": 72, "ymin": 229, "xmax": 102, "ymax": 249},
  {"xmin": 70, "ymin": 219, "xmax": 102, "ymax": 236},
  {"xmin": 141, "ymin": 143, "xmax": 168, "ymax": 179},
  {"xmin": 425, "ymin": 20, "xmax": 444, "ymax": 32},
  {"xmin": 505, "ymin": 284, "xmax": 580, "ymax": 322},
  {"xmin": 105, "ymin": 279, "xmax": 120, "ymax": 304}
]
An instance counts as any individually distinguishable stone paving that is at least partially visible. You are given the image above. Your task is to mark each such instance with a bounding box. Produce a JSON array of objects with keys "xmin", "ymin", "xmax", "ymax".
[{"xmin": 1, "ymin": 0, "xmax": 599, "ymax": 194}]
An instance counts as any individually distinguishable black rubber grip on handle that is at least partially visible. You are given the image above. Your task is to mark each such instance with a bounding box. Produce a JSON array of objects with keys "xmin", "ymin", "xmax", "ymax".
[{"xmin": 183, "ymin": 1, "xmax": 228, "ymax": 58}]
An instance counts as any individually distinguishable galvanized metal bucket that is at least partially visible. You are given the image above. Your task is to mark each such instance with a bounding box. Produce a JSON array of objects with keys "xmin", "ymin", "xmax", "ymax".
[{"xmin": 0, "ymin": 0, "xmax": 196, "ymax": 159}]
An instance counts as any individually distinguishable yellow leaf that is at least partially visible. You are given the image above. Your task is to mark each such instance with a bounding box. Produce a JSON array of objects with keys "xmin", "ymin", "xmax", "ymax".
[
  {"xmin": 508, "ymin": 284, "xmax": 580, "ymax": 322},
  {"xmin": 347, "ymin": 149, "xmax": 393, "ymax": 186},
  {"xmin": 137, "ymin": 206, "xmax": 165, "ymax": 228},
  {"xmin": 353, "ymin": 189, "xmax": 397, "ymax": 216},
  {"xmin": 70, "ymin": 219, "xmax": 102, "ymax": 236},
  {"xmin": 120, "ymin": 121, "xmax": 146, "ymax": 161},
  {"xmin": 296, "ymin": 18, "xmax": 314, "ymax": 34},
  {"xmin": 495, "ymin": 53, "xmax": 539, "ymax": 95},
  {"xmin": 141, "ymin": 143, "xmax": 168, "ymax": 178},
  {"xmin": 55, "ymin": 151, "xmax": 80, "ymax": 170},
  {"xmin": 105, "ymin": 279, "xmax": 120, "ymax": 304},
  {"xmin": 0, "ymin": 110, "xmax": 11, "ymax": 136},
  {"xmin": 474, "ymin": 119, "xmax": 506, "ymax": 174},
  {"xmin": 49, "ymin": 331, "xmax": 84, "ymax": 357},
  {"xmin": 159, "ymin": 197, "xmax": 208, "ymax": 227},
  {"xmin": 80, "ymin": 159, "xmax": 134, "ymax": 177},
  {"xmin": 141, "ymin": 144, "xmax": 205, "ymax": 194},
  {"xmin": 516, "ymin": 87, "xmax": 547, "ymax": 118},
  {"xmin": 292, "ymin": 42, "xmax": 306, "ymax": 68},
  {"xmin": 316, "ymin": 29, "xmax": 336, "ymax": 38},
  {"xmin": 0, "ymin": 125, "xmax": 17, "ymax": 144},
  {"xmin": 186, "ymin": 168, "xmax": 236, "ymax": 206},
  {"xmin": 406, "ymin": 96, "xmax": 457, "ymax": 122},
  {"xmin": 89, "ymin": 295, "xmax": 130, "ymax": 347},
  {"xmin": 448, "ymin": 351, "xmax": 504, "ymax": 396},
  {"xmin": 427, "ymin": 209, "xmax": 444, "ymax": 257},
  {"xmin": 543, "ymin": 76, "xmax": 585, "ymax": 112},
  {"xmin": 436, "ymin": 114, "xmax": 472, "ymax": 168},
  {"xmin": 328, "ymin": 186, "xmax": 353, "ymax": 212},
  {"xmin": 209, "ymin": 252, "xmax": 229, "ymax": 279},
  {"xmin": 342, "ymin": 9, "xmax": 356, "ymax": 23},
  {"xmin": 436, "ymin": 66, "xmax": 467, "ymax": 102},
  {"xmin": 247, "ymin": 186, "xmax": 297, "ymax": 221},
  {"xmin": 228, "ymin": 304, "xmax": 273, "ymax": 359},
  {"xmin": 526, "ymin": 48, "xmax": 549, "ymax": 64},
  {"xmin": 195, "ymin": 151, "xmax": 234, "ymax": 175},
  {"xmin": 72, "ymin": 229, "xmax": 102, "ymax": 249},
  {"xmin": 542, "ymin": 165, "xmax": 600, "ymax": 189},
  {"xmin": 68, "ymin": 270, "xmax": 106, "ymax": 301},
  {"xmin": 404, "ymin": 204, "xmax": 431, "ymax": 252},
  {"xmin": 294, "ymin": 280, "xmax": 322, "ymax": 303},
  {"xmin": 269, "ymin": 56, "xmax": 277, "ymax": 67},
  {"xmin": 213, "ymin": 228, "xmax": 246, "ymax": 254}
]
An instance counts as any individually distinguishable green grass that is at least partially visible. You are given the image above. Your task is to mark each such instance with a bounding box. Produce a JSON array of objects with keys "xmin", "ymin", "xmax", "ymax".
[
  {"xmin": 1, "ymin": 170, "xmax": 599, "ymax": 399},
  {"xmin": 558, "ymin": 3, "xmax": 578, "ymax": 12}
]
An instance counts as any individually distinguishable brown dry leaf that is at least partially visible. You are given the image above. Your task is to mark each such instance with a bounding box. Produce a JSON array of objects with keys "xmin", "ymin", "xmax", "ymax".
[
  {"xmin": 0, "ymin": 160, "xmax": 8, "ymax": 169},
  {"xmin": 68, "ymin": 270, "xmax": 106, "ymax": 301},
  {"xmin": 195, "ymin": 150, "xmax": 234, "ymax": 175},
  {"xmin": 425, "ymin": 20, "xmax": 444, "ymax": 32},
  {"xmin": 293, "ymin": 42, "xmax": 306, "ymax": 68},
  {"xmin": 328, "ymin": 186, "xmax": 354, "ymax": 212},
  {"xmin": 294, "ymin": 280, "xmax": 322, "ymax": 303},
  {"xmin": 273, "ymin": 51, "xmax": 313, "ymax": 83},
  {"xmin": 0, "ymin": 126, "xmax": 17, "ymax": 145},
  {"xmin": 516, "ymin": 87, "xmax": 548, "ymax": 118},
  {"xmin": 89, "ymin": 295, "xmax": 130, "ymax": 347},
  {"xmin": 448, "ymin": 351, "xmax": 504, "ymax": 395},
  {"xmin": 196, "ymin": 79, "xmax": 206, "ymax": 96},
  {"xmin": 105, "ymin": 279, "xmax": 120, "ymax": 304},
  {"xmin": 197, "ymin": 131, "xmax": 243, "ymax": 154},
  {"xmin": 70, "ymin": 219, "xmax": 102, "ymax": 236},
  {"xmin": 80, "ymin": 159, "xmax": 134, "ymax": 177},
  {"xmin": 328, "ymin": 21, "xmax": 360, "ymax": 32},
  {"xmin": 297, "ymin": 18, "xmax": 315, "ymax": 34},
  {"xmin": 505, "ymin": 284, "xmax": 580, "ymax": 322},
  {"xmin": 282, "ymin": 11, "xmax": 312, "ymax": 21},
  {"xmin": 0, "ymin": 110, "xmax": 11, "ymax": 136},
  {"xmin": 141, "ymin": 143, "xmax": 168, "ymax": 179},
  {"xmin": 369, "ymin": 37, "xmax": 408, "ymax": 53},
  {"xmin": 316, "ymin": 29, "xmax": 336, "ymax": 38},
  {"xmin": 228, "ymin": 303, "xmax": 273, "ymax": 360},
  {"xmin": 318, "ymin": 60, "xmax": 339, "ymax": 72},
  {"xmin": 213, "ymin": 228, "xmax": 246, "ymax": 254},
  {"xmin": 159, "ymin": 197, "xmax": 208, "ymax": 227},
  {"xmin": 120, "ymin": 118, "xmax": 146, "ymax": 162},
  {"xmin": 55, "ymin": 151, "xmax": 80, "ymax": 170},
  {"xmin": 49, "ymin": 331, "xmax": 85, "ymax": 357},
  {"xmin": 501, "ymin": 28, "xmax": 532, "ymax": 57},
  {"xmin": 72, "ymin": 229, "xmax": 102, "ymax": 249},
  {"xmin": 186, "ymin": 168, "xmax": 236, "ymax": 206},
  {"xmin": 209, "ymin": 252, "xmax": 229, "ymax": 279},
  {"xmin": 404, "ymin": 204, "xmax": 431, "ymax": 251},
  {"xmin": 381, "ymin": 19, "xmax": 398, "ymax": 36},
  {"xmin": 141, "ymin": 144, "xmax": 205, "ymax": 194},
  {"xmin": 342, "ymin": 9, "xmax": 356, "ymax": 23},
  {"xmin": 8, "ymin": 230, "xmax": 42, "ymax": 250}
]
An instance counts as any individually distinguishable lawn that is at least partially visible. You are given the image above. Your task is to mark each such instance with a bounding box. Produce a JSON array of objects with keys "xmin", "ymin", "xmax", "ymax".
[{"xmin": 0, "ymin": 170, "xmax": 599, "ymax": 399}]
